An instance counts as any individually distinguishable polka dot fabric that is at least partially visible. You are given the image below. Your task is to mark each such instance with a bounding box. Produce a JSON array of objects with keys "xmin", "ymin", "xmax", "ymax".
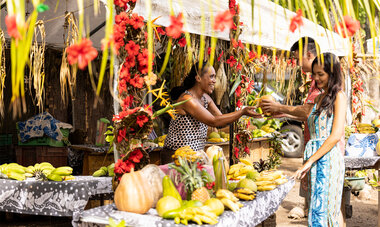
[{"xmin": 164, "ymin": 91, "xmax": 208, "ymax": 151}]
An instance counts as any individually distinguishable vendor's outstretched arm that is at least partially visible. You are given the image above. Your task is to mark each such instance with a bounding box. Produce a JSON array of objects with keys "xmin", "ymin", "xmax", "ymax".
[
  {"xmin": 293, "ymin": 91, "xmax": 346, "ymax": 179},
  {"xmin": 261, "ymin": 99, "xmax": 314, "ymax": 121},
  {"xmin": 182, "ymin": 98, "xmax": 261, "ymax": 127}
]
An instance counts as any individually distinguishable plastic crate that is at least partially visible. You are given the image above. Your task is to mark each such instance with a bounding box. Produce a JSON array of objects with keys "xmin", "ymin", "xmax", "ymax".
[
  {"xmin": 18, "ymin": 128, "xmax": 70, "ymax": 147},
  {"xmin": 0, "ymin": 134, "xmax": 12, "ymax": 146}
]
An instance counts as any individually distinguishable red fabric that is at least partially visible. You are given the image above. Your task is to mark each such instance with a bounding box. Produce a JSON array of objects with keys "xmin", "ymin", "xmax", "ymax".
[{"xmin": 304, "ymin": 80, "xmax": 320, "ymax": 145}]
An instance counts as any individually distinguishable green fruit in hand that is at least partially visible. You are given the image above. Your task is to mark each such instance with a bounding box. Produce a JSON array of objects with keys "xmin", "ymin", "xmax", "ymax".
[
  {"xmin": 227, "ymin": 182, "xmax": 238, "ymax": 191},
  {"xmin": 156, "ymin": 196, "xmax": 181, "ymax": 217},
  {"xmin": 237, "ymin": 178, "xmax": 257, "ymax": 192},
  {"xmin": 246, "ymin": 170, "xmax": 260, "ymax": 181}
]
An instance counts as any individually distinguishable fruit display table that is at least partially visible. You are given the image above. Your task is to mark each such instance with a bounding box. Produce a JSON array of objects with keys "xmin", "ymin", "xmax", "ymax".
[
  {"xmin": 0, "ymin": 176, "xmax": 113, "ymax": 224},
  {"xmin": 76, "ymin": 179, "xmax": 294, "ymax": 227},
  {"xmin": 344, "ymin": 156, "xmax": 380, "ymax": 227}
]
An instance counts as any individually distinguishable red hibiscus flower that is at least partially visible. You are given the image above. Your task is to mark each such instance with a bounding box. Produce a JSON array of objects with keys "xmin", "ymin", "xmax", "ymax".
[
  {"xmin": 206, "ymin": 181, "xmax": 215, "ymax": 190},
  {"xmin": 235, "ymin": 85, "xmax": 241, "ymax": 97},
  {"xmin": 236, "ymin": 100, "xmax": 242, "ymax": 108},
  {"xmin": 217, "ymin": 51, "xmax": 224, "ymax": 61},
  {"xmin": 125, "ymin": 41, "xmax": 140, "ymax": 56},
  {"xmin": 178, "ymin": 37, "xmax": 187, "ymax": 47},
  {"xmin": 236, "ymin": 63, "xmax": 242, "ymax": 71},
  {"xmin": 234, "ymin": 147, "xmax": 240, "ymax": 159},
  {"xmin": 143, "ymin": 104, "xmax": 153, "ymax": 116},
  {"xmin": 244, "ymin": 146, "xmax": 250, "ymax": 154},
  {"xmin": 247, "ymin": 80, "xmax": 255, "ymax": 93},
  {"xmin": 130, "ymin": 74, "xmax": 144, "ymax": 88},
  {"xmin": 232, "ymin": 38, "xmax": 238, "ymax": 48},
  {"xmin": 238, "ymin": 40, "xmax": 245, "ymax": 49},
  {"xmin": 119, "ymin": 66, "xmax": 130, "ymax": 82},
  {"xmin": 115, "ymin": 12, "xmax": 129, "ymax": 28},
  {"xmin": 207, "ymin": 47, "xmax": 211, "ymax": 55},
  {"xmin": 236, "ymin": 134, "xmax": 241, "ymax": 143},
  {"xmin": 138, "ymin": 65, "xmax": 149, "ymax": 74},
  {"xmin": 136, "ymin": 114, "xmax": 149, "ymax": 127},
  {"xmin": 137, "ymin": 48, "xmax": 149, "ymax": 66},
  {"xmin": 67, "ymin": 38, "xmax": 98, "ymax": 70},
  {"xmin": 166, "ymin": 13, "xmax": 183, "ymax": 39},
  {"xmin": 156, "ymin": 27, "xmax": 166, "ymax": 35},
  {"xmin": 129, "ymin": 13, "xmax": 145, "ymax": 30},
  {"xmin": 129, "ymin": 149, "xmax": 143, "ymax": 163},
  {"xmin": 249, "ymin": 50, "xmax": 257, "ymax": 60},
  {"xmin": 121, "ymin": 95, "xmax": 134, "ymax": 110},
  {"xmin": 214, "ymin": 10, "xmax": 233, "ymax": 32},
  {"xmin": 117, "ymin": 128, "xmax": 127, "ymax": 143},
  {"xmin": 334, "ymin": 15, "xmax": 360, "ymax": 38},
  {"xmin": 118, "ymin": 79, "xmax": 127, "ymax": 94},
  {"xmin": 226, "ymin": 56, "xmax": 237, "ymax": 67},
  {"xmin": 115, "ymin": 159, "xmax": 128, "ymax": 174},
  {"xmin": 289, "ymin": 9, "xmax": 303, "ymax": 33},
  {"xmin": 124, "ymin": 55, "xmax": 136, "ymax": 69},
  {"xmin": 5, "ymin": 15, "xmax": 21, "ymax": 40},
  {"xmin": 124, "ymin": 160, "xmax": 135, "ymax": 172},
  {"xmin": 196, "ymin": 162, "xmax": 205, "ymax": 171}
]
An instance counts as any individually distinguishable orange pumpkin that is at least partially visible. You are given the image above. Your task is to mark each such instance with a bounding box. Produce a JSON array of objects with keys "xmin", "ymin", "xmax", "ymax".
[{"xmin": 114, "ymin": 169, "xmax": 154, "ymax": 214}]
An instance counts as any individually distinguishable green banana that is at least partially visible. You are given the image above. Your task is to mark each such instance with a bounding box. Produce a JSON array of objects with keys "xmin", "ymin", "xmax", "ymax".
[
  {"xmin": 47, "ymin": 173, "xmax": 63, "ymax": 181},
  {"xmin": 6, "ymin": 166, "xmax": 26, "ymax": 174},
  {"xmin": 93, "ymin": 169, "xmax": 107, "ymax": 177},
  {"xmin": 51, "ymin": 166, "xmax": 73, "ymax": 176},
  {"xmin": 7, "ymin": 172, "xmax": 25, "ymax": 181},
  {"xmin": 107, "ymin": 163, "xmax": 115, "ymax": 177}
]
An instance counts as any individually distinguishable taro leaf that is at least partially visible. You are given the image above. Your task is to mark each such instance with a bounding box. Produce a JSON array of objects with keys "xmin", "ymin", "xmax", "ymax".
[
  {"xmin": 229, "ymin": 75, "xmax": 242, "ymax": 97},
  {"xmin": 37, "ymin": 4, "xmax": 50, "ymax": 13}
]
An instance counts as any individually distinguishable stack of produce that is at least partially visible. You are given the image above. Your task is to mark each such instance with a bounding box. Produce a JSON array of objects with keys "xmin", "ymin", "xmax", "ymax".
[
  {"xmin": 255, "ymin": 170, "xmax": 288, "ymax": 191},
  {"xmin": 215, "ymin": 189, "xmax": 243, "ymax": 212},
  {"xmin": 227, "ymin": 159, "xmax": 257, "ymax": 181},
  {"xmin": 0, "ymin": 162, "xmax": 74, "ymax": 181},
  {"xmin": 92, "ymin": 163, "xmax": 115, "ymax": 177},
  {"xmin": 357, "ymin": 123, "xmax": 376, "ymax": 134},
  {"xmin": 207, "ymin": 131, "xmax": 229, "ymax": 143}
]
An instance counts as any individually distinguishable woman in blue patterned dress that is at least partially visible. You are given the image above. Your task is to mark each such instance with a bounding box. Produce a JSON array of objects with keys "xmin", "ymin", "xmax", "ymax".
[{"xmin": 294, "ymin": 53, "xmax": 346, "ymax": 227}]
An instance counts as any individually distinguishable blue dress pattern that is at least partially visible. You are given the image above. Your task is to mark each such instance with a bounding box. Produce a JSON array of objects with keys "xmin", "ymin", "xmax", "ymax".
[{"xmin": 305, "ymin": 104, "xmax": 345, "ymax": 227}]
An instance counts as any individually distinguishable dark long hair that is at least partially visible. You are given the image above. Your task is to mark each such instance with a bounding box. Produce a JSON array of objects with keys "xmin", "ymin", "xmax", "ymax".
[
  {"xmin": 312, "ymin": 53, "xmax": 343, "ymax": 117},
  {"xmin": 170, "ymin": 61, "xmax": 210, "ymax": 100}
]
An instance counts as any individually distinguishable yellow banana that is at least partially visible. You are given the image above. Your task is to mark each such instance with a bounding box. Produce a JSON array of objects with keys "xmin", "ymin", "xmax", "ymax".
[
  {"xmin": 220, "ymin": 198, "xmax": 240, "ymax": 212},
  {"xmin": 257, "ymin": 184, "xmax": 277, "ymax": 191},
  {"xmin": 234, "ymin": 187, "xmax": 255, "ymax": 195},
  {"xmin": 7, "ymin": 172, "xmax": 25, "ymax": 181},
  {"xmin": 216, "ymin": 189, "xmax": 238, "ymax": 202},
  {"xmin": 51, "ymin": 166, "xmax": 73, "ymax": 176},
  {"xmin": 63, "ymin": 175, "xmax": 75, "ymax": 181},
  {"xmin": 256, "ymin": 176, "xmax": 275, "ymax": 182},
  {"xmin": 255, "ymin": 180, "xmax": 275, "ymax": 186},
  {"xmin": 234, "ymin": 193, "xmax": 255, "ymax": 200},
  {"xmin": 6, "ymin": 166, "xmax": 26, "ymax": 174},
  {"xmin": 239, "ymin": 158, "xmax": 252, "ymax": 165},
  {"xmin": 274, "ymin": 177, "xmax": 288, "ymax": 185}
]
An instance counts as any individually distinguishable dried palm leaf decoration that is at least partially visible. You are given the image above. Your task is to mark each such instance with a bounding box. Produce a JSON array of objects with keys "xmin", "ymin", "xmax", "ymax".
[
  {"xmin": 60, "ymin": 12, "xmax": 79, "ymax": 105},
  {"xmin": 29, "ymin": 20, "xmax": 46, "ymax": 113},
  {"xmin": 0, "ymin": 30, "xmax": 5, "ymax": 118}
]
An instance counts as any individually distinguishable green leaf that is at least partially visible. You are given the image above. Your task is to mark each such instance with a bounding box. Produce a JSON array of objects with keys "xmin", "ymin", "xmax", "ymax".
[
  {"xmin": 229, "ymin": 75, "xmax": 242, "ymax": 97},
  {"xmin": 100, "ymin": 118, "xmax": 110, "ymax": 124},
  {"xmin": 37, "ymin": 3, "xmax": 50, "ymax": 12}
]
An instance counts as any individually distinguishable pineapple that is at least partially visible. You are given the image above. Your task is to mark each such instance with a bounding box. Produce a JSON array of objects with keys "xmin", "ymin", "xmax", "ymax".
[{"xmin": 169, "ymin": 157, "xmax": 210, "ymax": 203}]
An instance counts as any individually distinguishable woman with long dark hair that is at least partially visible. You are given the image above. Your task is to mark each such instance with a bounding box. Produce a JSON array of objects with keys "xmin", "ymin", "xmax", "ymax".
[
  {"xmin": 294, "ymin": 53, "xmax": 346, "ymax": 226},
  {"xmin": 161, "ymin": 61, "xmax": 261, "ymax": 164}
]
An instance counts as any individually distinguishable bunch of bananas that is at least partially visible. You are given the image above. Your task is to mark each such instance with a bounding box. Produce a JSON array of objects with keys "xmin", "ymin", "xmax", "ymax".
[
  {"xmin": 92, "ymin": 163, "xmax": 115, "ymax": 177},
  {"xmin": 0, "ymin": 163, "xmax": 26, "ymax": 181},
  {"xmin": 207, "ymin": 138, "xmax": 226, "ymax": 143},
  {"xmin": 172, "ymin": 146, "xmax": 199, "ymax": 166},
  {"xmin": 357, "ymin": 123, "xmax": 376, "ymax": 134},
  {"xmin": 216, "ymin": 189, "xmax": 243, "ymax": 212},
  {"xmin": 173, "ymin": 206, "xmax": 218, "ymax": 225},
  {"xmin": 255, "ymin": 170, "xmax": 287, "ymax": 191},
  {"xmin": 233, "ymin": 188, "xmax": 256, "ymax": 200},
  {"xmin": 0, "ymin": 162, "xmax": 74, "ymax": 182},
  {"xmin": 227, "ymin": 160, "xmax": 255, "ymax": 180}
]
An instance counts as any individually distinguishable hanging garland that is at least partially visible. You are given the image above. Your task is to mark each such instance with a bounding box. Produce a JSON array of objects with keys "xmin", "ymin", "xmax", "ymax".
[{"xmin": 0, "ymin": 29, "xmax": 5, "ymax": 118}]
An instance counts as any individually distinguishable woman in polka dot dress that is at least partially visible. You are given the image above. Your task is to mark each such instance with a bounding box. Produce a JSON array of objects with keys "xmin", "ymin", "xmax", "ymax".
[{"xmin": 162, "ymin": 61, "xmax": 262, "ymax": 164}]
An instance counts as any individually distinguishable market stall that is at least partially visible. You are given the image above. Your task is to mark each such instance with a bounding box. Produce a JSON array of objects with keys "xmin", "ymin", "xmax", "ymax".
[{"xmin": 77, "ymin": 179, "xmax": 294, "ymax": 227}]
